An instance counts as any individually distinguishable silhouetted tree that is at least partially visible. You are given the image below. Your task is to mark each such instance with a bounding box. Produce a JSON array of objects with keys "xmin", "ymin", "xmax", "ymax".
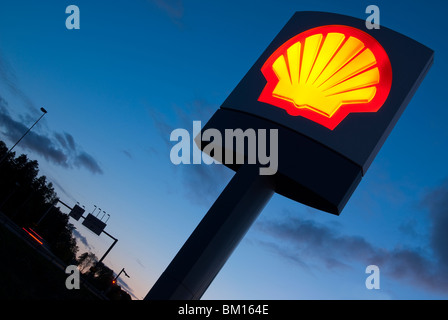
[
  {"xmin": 87, "ymin": 261, "xmax": 115, "ymax": 291},
  {"xmin": 107, "ymin": 284, "xmax": 132, "ymax": 300},
  {"xmin": 77, "ymin": 252, "xmax": 98, "ymax": 273},
  {"xmin": 0, "ymin": 140, "xmax": 78, "ymax": 263},
  {"xmin": 39, "ymin": 209, "xmax": 78, "ymax": 263}
]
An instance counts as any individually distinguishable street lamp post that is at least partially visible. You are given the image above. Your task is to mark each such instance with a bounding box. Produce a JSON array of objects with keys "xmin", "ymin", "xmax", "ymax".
[
  {"xmin": 112, "ymin": 268, "xmax": 130, "ymax": 284},
  {"xmin": 0, "ymin": 107, "xmax": 47, "ymax": 165}
]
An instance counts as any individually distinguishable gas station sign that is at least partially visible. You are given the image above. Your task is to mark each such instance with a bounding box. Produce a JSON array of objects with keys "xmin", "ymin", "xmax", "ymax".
[{"xmin": 199, "ymin": 11, "xmax": 433, "ymax": 214}]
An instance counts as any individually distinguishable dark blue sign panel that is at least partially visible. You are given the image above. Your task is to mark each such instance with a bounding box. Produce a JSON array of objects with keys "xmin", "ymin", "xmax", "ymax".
[
  {"xmin": 68, "ymin": 204, "xmax": 85, "ymax": 221},
  {"xmin": 82, "ymin": 213, "xmax": 106, "ymax": 236}
]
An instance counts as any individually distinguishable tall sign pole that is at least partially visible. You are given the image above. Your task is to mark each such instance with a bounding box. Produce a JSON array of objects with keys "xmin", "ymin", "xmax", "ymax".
[{"xmin": 146, "ymin": 164, "xmax": 274, "ymax": 299}]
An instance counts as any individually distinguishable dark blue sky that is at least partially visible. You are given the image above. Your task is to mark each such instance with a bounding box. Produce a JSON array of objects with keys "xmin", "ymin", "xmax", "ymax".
[{"xmin": 0, "ymin": 0, "xmax": 447, "ymax": 299}]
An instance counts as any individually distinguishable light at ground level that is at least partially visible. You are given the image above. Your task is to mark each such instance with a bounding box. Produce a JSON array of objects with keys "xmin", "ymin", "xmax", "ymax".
[{"xmin": 22, "ymin": 227, "xmax": 43, "ymax": 245}]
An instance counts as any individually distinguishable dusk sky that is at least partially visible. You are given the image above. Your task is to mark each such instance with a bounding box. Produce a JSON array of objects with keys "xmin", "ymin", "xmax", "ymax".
[{"xmin": 1, "ymin": 0, "xmax": 447, "ymax": 300}]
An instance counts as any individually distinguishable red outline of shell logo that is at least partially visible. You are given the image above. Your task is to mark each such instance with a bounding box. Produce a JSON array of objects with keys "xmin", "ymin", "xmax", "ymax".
[{"xmin": 258, "ymin": 25, "xmax": 393, "ymax": 130}]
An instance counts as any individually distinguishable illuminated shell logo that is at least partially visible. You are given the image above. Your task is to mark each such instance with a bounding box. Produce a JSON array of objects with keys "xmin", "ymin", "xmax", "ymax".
[{"xmin": 258, "ymin": 25, "xmax": 392, "ymax": 130}]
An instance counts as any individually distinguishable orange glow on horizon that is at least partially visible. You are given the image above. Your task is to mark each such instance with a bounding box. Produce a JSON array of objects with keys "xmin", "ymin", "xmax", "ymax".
[{"xmin": 258, "ymin": 25, "xmax": 392, "ymax": 130}]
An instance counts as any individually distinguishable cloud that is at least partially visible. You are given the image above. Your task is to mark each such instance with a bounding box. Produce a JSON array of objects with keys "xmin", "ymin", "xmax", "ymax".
[
  {"xmin": 423, "ymin": 179, "xmax": 448, "ymax": 271},
  {"xmin": 116, "ymin": 278, "xmax": 139, "ymax": 300},
  {"xmin": 149, "ymin": 0, "xmax": 184, "ymax": 22},
  {"xmin": 55, "ymin": 132, "xmax": 76, "ymax": 152},
  {"xmin": 255, "ymin": 180, "xmax": 448, "ymax": 295},
  {"xmin": 256, "ymin": 216, "xmax": 377, "ymax": 270},
  {"xmin": 0, "ymin": 50, "xmax": 37, "ymax": 112},
  {"xmin": 72, "ymin": 229, "xmax": 93, "ymax": 251},
  {"xmin": 51, "ymin": 176, "xmax": 78, "ymax": 203},
  {"xmin": 74, "ymin": 152, "xmax": 103, "ymax": 175},
  {"xmin": 181, "ymin": 162, "xmax": 232, "ymax": 207},
  {"xmin": 122, "ymin": 150, "xmax": 133, "ymax": 160},
  {"xmin": 148, "ymin": 99, "xmax": 232, "ymax": 206},
  {"xmin": 135, "ymin": 258, "xmax": 146, "ymax": 269},
  {"xmin": 398, "ymin": 218, "xmax": 421, "ymax": 239},
  {"xmin": 147, "ymin": 106, "xmax": 176, "ymax": 148},
  {"xmin": 0, "ymin": 98, "xmax": 103, "ymax": 175},
  {"xmin": 0, "ymin": 102, "xmax": 68, "ymax": 166}
]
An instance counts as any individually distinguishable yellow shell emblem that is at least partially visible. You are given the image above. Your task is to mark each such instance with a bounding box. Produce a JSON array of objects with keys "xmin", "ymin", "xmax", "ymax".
[{"xmin": 258, "ymin": 25, "xmax": 392, "ymax": 130}]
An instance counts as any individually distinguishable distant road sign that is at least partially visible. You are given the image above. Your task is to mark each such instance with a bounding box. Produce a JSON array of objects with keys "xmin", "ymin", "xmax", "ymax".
[
  {"xmin": 82, "ymin": 214, "xmax": 106, "ymax": 236},
  {"xmin": 69, "ymin": 204, "xmax": 85, "ymax": 221}
]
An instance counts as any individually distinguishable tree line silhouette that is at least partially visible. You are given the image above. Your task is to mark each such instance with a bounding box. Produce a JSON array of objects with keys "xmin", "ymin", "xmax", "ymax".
[{"xmin": 0, "ymin": 140, "xmax": 130, "ymax": 300}]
